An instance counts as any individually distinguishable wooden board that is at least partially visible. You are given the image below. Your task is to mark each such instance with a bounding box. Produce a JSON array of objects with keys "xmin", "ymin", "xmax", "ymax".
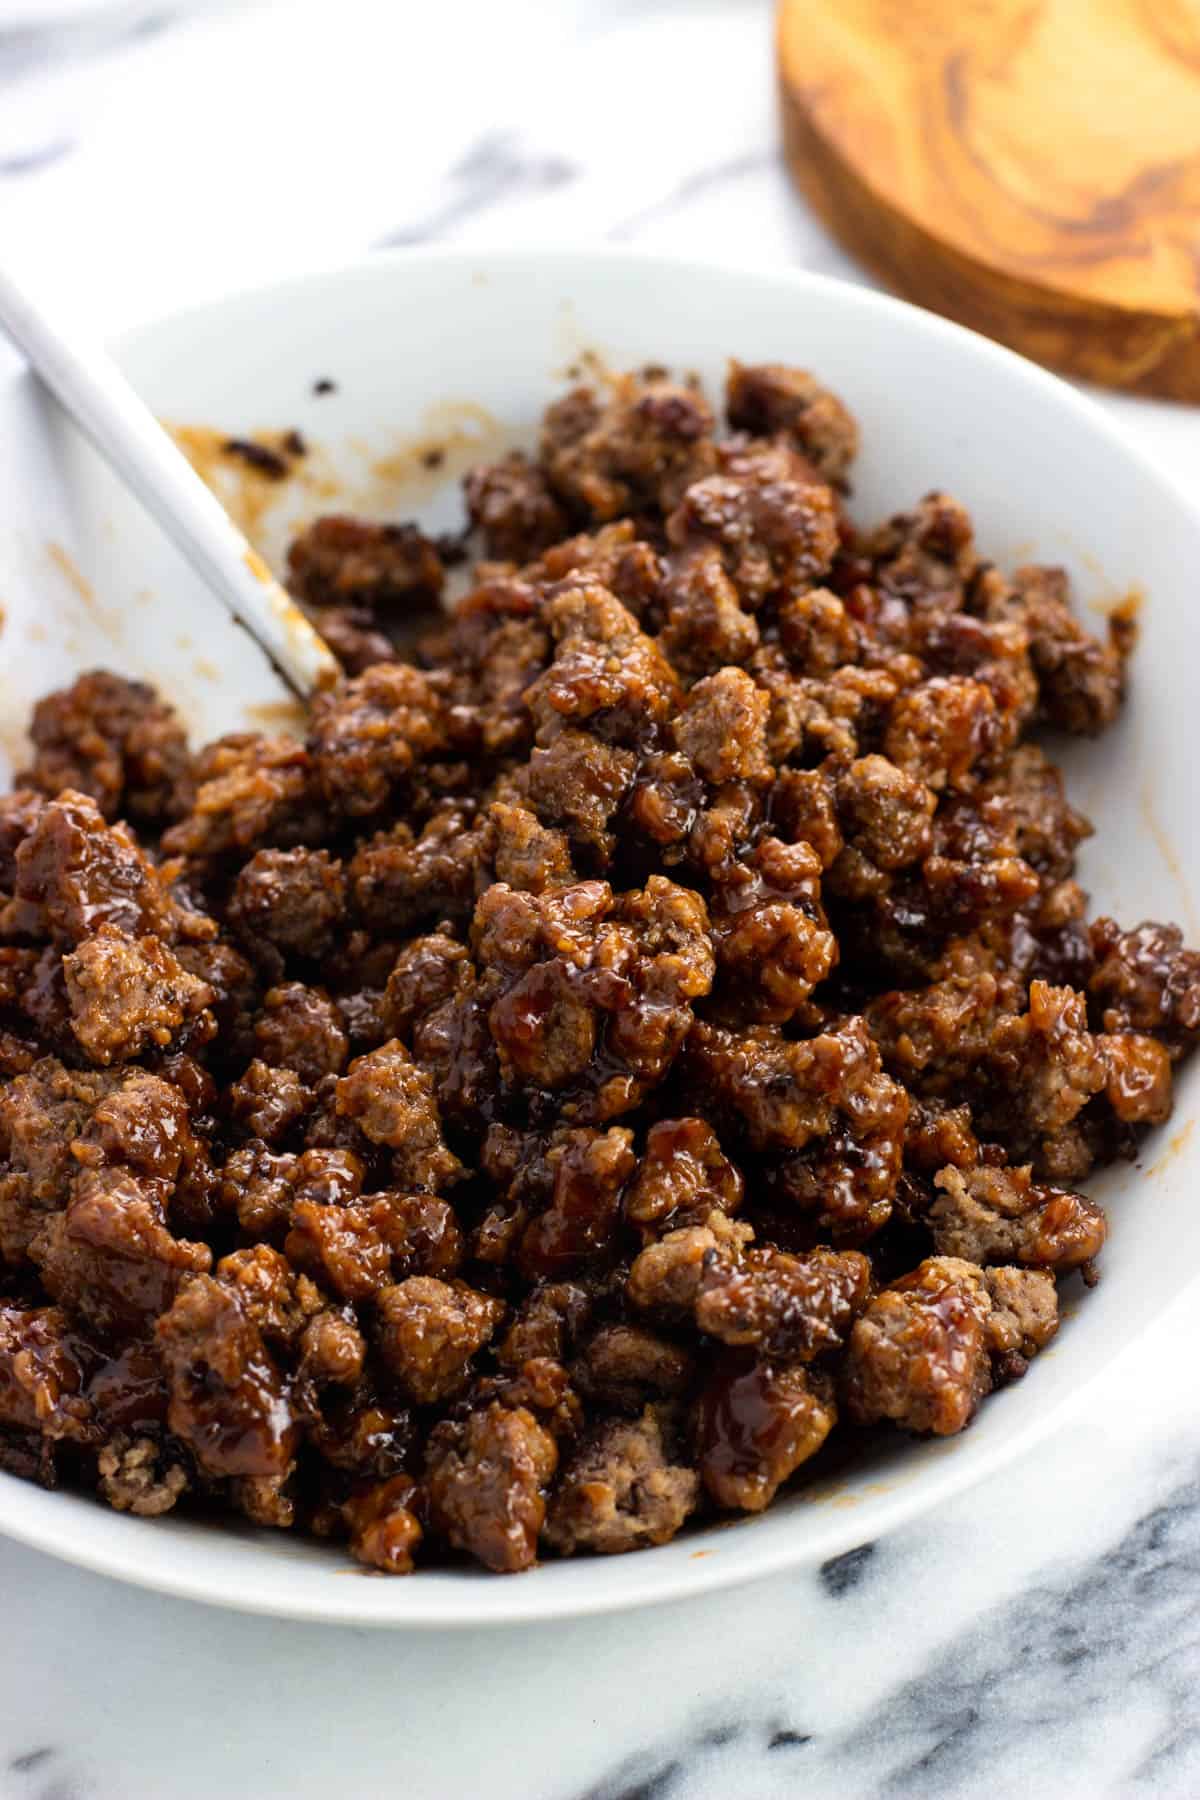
[{"xmin": 777, "ymin": 0, "xmax": 1200, "ymax": 399}]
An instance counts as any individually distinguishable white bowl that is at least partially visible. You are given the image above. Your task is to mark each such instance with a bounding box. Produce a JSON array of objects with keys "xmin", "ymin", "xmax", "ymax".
[{"xmin": 1, "ymin": 247, "xmax": 1197, "ymax": 1627}]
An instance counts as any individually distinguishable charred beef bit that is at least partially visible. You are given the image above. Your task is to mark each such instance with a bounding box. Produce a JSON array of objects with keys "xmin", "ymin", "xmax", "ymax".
[
  {"xmin": 286, "ymin": 514, "xmax": 445, "ymax": 612},
  {"xmin": 1012, "ymin": 876, "xmax": 1095, "ymax": 994},
  {"xmin": 336, "ymin": 987, "xmax": 389, "ymax": 1053},
  {"xmin": 540, "ymin": 373, "xmax": 716, "ymax": 523},
  {"xmin": 253, "ymin": 982, "xmax": 348, "ymax": 1086},
  {"xmin": 726, "ymin": 361, "xmax": 859, "ymax": 484},
  {"xmin": 985, "ymin": 564, "xmax": 1125, "ymax": 734},
  {"xmin": 0, "ymin": 1429, "xmax": 58, "ymax": 1485},
  {"xmin": 919, "ymin": 792, "xmax": 1041, "ymax": 939},
  {"xmin": 308, "ymin": 662, "xmax": 450, "ymax": 818},
  {"xmin": 1089, "ymin": 919, "xmax": 1200, "ymax": 1058},
  {"xmin": 0, "ymin": 1303, "xmax": 94, "ymax": 1441},
  {"xmin": 544, "ymin": 1404, "xmax": 699, "ymax": 1554},
  {"xmin": 686, "ymin": 1016, "xmax": 909, "ymax": 1242},
  {"xmin": 868, "ymin": 491, "xmax": 978, "ymax": 604},
  {"xmin": 227, "ymin": 847, "xmax": 346, "ymax": 966},
  {"xmin": 22, "ymin": 670, "xmax": 191, "ymax": 825},
  {"xmin": 156, "ymin": 1274, "xmax": 298, "ymax": 1479},
  {"xmin": 695, "ymin": 1247, "xmax": 871, "ymax": 1359},
  {"xmin": 464, "ymin": 452, "xmax": 569, "ymax": 562},
  {"xmin": 229, "ymin": 1059, "xmax": 312, "ymax": 1146},
  {"xmin": 697, "ymin": 1357, "xmax": 836, "ymax": 1511},
  {"xmin": 843, "ymin": 1255, "xmax": 992, "ymax": 1436},
  {"xmin": 170, "ymin": 1143, "xmax": 221, "ymax": 1237},
  {"xmin": 624, "ymin": 1117, "xmax": 743, "ymax": 1237},
  {"xmin": 5, "ymin": 789, "xmax": 177, "ymax": 946},
  {"xmin": 32, "ymin": 1166, "xmax": 211, "ymax": 1340},
  {"xmin": 342, "ymin": 1473, "xmax": 424, "ymax": 1574},
  {"xmin": 375, "ymin": 1276, "xmax": 504, "ymax": 1403},
  {"xmin": 64, "ymin": 925, "xmax": 214, "ymax": 1066},
  {"xmin": 311, "ymin": 1385, "xmax": 415, "ymax": 1483},
  {"xmin": 335, "ymin": 1039, "xmax": 462, "ymax": 1192},
  {"xmin": 151, "ymin": 1048, "xmax": 216, "ymax": 1123},
  {"xmin": 666, "ymin": 436, "xmax": 840, "ymax": 608},
  {"xmin": 161, "ymin": 733, "xmax": 316, "ymax": 862},
  {"xmin": 0, "ymin": 946, "xmax": 56, "ymax": 1035},
  {"xmin": 930, "ymin": 1163, "xmax": 1106, "ymax": 1271},
  {"xmin": 425, "ymin": 1400, "xmax": 557, "ymax": 1572}
]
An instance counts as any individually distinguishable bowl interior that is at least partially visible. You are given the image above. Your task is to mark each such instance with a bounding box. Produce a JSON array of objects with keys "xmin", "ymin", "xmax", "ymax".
[{"xmin": 0, "ymin": 248, "xmax": 1197, "ymax": 1626}]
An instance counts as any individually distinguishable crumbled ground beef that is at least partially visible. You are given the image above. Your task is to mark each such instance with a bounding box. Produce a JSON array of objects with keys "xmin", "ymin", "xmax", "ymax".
[{"xmin": 0, "ymin": 357, "xmax": 1186, "ymax": 1574}]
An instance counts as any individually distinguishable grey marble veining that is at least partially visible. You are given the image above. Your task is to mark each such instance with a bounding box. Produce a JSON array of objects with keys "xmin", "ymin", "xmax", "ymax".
[
  {"xmin": 375, "ymin": 129, "xmax": 581, "ymax": 248},
  {"xmin": 2, "ymin": 3, "xmax": 1200, "ymax": 1796}
]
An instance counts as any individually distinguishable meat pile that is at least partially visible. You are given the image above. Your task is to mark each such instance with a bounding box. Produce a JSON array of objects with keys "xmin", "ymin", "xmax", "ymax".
[{"xmin": 0, "ymin": 359, "xmax": 1194, "ymax": 1575}]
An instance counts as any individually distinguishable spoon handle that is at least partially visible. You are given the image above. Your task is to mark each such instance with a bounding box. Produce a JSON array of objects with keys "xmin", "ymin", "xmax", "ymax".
[{"xmin": 0, "ymin": 263, "xmax": 339, "ymax": 697}]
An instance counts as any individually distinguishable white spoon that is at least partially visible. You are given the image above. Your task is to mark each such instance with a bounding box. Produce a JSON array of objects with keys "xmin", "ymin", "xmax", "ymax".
[{"xmin": 0, "ymin": 263, "xmax": 340, "ymax": 697}]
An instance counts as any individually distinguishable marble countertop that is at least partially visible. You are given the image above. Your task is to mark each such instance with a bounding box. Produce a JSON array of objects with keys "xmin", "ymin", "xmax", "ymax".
[{"xmin": 3, "ymin": 3, "xmax": 1200, "ymax": 1796}]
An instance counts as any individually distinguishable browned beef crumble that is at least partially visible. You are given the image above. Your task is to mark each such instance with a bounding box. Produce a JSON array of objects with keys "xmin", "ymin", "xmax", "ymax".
[{"xmin": 0, "ymin": 359, "xmax": 1186, "ymax": 1574}]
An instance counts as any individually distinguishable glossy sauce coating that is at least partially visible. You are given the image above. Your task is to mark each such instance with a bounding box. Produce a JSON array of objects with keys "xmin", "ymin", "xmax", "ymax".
[{"xmin": 0, "ymin": 360, "xmax": 1193, "ymax": 1574}]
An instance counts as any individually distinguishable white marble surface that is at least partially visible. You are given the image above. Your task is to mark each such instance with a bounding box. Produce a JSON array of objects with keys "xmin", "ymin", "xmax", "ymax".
[{"xmin": 3, "ymin": 3, "xmax": 1200, "ymax": 1796}]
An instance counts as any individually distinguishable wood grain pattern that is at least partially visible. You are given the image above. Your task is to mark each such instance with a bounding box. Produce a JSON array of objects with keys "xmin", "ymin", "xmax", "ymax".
[{"xmin": 778, "ymin": 0, "xmax": 1200, "ymax": 398}]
